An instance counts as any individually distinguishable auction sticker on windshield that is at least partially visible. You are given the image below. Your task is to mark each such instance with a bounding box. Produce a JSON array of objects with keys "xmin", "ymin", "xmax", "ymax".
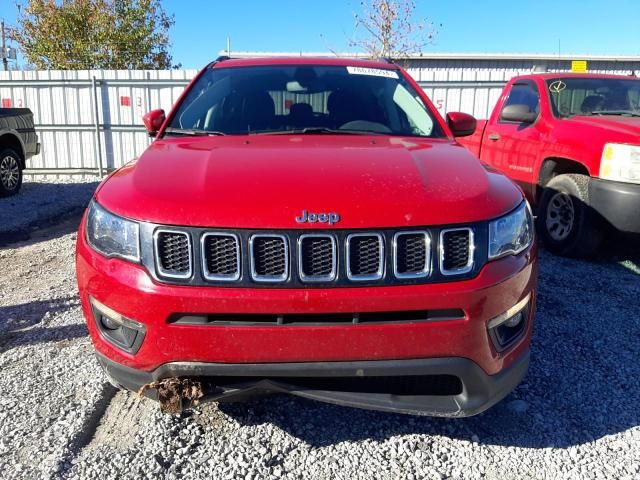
[{"xmin": 346, "ymin": 66, "xmax": 399, "ymax": 79}]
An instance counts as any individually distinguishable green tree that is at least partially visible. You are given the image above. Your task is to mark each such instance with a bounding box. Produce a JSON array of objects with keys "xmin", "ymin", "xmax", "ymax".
[{"xmin": 12, "ymin": 0, "xmax": 177, "ymax": 69}]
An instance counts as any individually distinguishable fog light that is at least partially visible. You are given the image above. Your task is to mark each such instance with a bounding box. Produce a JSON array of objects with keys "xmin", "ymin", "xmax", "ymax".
[
  {"xmin": 100, "ymin": 315, "xmax": 121, "ymax": 331},
  {"xmin": 89, "ymin": 297, "xmax": 146, "ymax": 354},
  {"xmin": 488, "ymin": 294, "xmax": 530, "ymax": 352},
  {"xmin": 503, "ymin": 311, "xmax": 524, "ymax": 328}
]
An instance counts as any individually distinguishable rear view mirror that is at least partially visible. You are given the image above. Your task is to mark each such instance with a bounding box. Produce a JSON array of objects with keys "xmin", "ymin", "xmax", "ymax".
[
  {"xmin": 142, "ymin": 109, "xmax": 166, "ymax": 137},
  {"xmin": 446, "ymin": 112, "xmax": 477, "ymax": 137},
  {"xmin": 500, "ymin": 104, "xmax": 537, "ymax": 124}
]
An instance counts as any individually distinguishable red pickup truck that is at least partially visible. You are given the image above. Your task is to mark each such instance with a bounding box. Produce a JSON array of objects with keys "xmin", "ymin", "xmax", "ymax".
[
  {"xmin": 460, "ymin": 73, "xmax": 640, "ymax": 256},
  {"xmin": 76, "ymin": 57, "xmax": 537, "ymax": 417}
]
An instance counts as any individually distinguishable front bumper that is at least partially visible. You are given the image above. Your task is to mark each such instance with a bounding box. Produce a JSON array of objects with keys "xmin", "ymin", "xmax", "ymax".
[
  {"xmin": 77, "ymin": 214, "xmax": 537, "ymax": 416},
  {"xmin": 98, "ymin": 349, "xmax": 530, "ymax": 417},
  {"xmin": 590, "ymin": 178, "xmax": 640, "ymax": 233}
]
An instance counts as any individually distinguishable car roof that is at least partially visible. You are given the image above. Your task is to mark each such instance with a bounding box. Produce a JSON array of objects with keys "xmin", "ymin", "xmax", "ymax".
[
  {"xmin": 514, "ymin": 72, "xmax": 640, "ymax": 81},
  {"xmin": 211, "ymin": 56, "xmax": 399, "ymax": 70}
]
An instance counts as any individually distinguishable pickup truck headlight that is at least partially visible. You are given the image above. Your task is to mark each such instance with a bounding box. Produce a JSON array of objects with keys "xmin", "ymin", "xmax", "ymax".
[
  {"xmin": 489, "ymin": 202, "xmax": 534, "ymax": 260},
  {"xmin": 600, "ymin": 143, "xmax": 640, "ymax": 184},
  {"xmin": 86, "ymin": 200, "xmax": 140, "ymax": 262}
]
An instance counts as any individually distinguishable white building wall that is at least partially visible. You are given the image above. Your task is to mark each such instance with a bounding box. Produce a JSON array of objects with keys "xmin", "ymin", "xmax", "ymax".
[{"xmin": 1, "ymin": 55, "xmax": 639, "ymax": 175}]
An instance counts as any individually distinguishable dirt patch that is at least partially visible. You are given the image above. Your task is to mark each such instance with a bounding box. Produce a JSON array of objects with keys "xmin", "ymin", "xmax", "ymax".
[{"xmin": 139, "ymin": 378, "xmax": 204, "ymax": 415}]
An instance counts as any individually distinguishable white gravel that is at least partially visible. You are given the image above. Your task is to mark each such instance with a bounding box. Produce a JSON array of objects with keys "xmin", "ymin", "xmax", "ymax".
[
  {"xmin": 0, "ymin": 213, "xmax": 639, "ymax": 479},
  {"xmin": 0, "ymin": 177, "xmax": 99, "ymax": 245}
]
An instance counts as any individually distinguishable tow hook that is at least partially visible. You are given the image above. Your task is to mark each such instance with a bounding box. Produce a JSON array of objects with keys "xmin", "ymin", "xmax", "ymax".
[{"xmin": 138, "ymin": 378, "xmax": 204, "ymax": 414}]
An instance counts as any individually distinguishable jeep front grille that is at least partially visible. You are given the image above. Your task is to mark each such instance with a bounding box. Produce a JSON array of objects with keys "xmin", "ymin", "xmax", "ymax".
[
  {"xmin": 202, "ymin": 233, "xmax": 240, "ymax": 281},
  {"xmin": 298, "ymin": 234, "xmax": 337, "ymax": 282},
  {"xmin": 152, "ymin": 225, "xmax": 480, "ymax": 286},
  {"xmin": 440, "ymin": 228, "xmax": 474, "ymax": 275},
  {"xmin": 346, "ymin": 234, "xmax": 384, "ymax": 280},
  {"xmin": 394, "ymin": 231, "xmax": 430, "ymax": 278},
  {"xmin": 154, "ymin": 230, "xmax": 192, "ymax": 279},
  {"xmin": 250, "ymin": 234, "xmax": 288, "ymax": 282}
]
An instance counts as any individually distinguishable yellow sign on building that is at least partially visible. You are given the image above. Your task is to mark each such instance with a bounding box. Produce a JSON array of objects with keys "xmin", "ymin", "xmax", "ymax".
[{"xmin": 571, "ymin": 60, "xmax": 588, "ymax": 73}]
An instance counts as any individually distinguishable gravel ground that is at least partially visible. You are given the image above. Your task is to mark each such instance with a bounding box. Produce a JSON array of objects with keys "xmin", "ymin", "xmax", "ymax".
[
  {"xmin": 0, "ymin": 209, "xmax": 639, "ymax": 479},
  {"xmin": 0, "ymin": 177, "xmax": 99, "ymax": 245}
]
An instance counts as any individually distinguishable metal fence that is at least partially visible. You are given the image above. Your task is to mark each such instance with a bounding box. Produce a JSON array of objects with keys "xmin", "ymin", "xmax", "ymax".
[
  {"xmin": 0, "ymin": 70, "xmax": 505, "ymax": 176},
  {"xmin": 1, "ymin": 58, "xmax": 638, "ymax": 176},
  {"xmin": 0, "ymin": 69, "xmax": 198, "ymax": 176}
]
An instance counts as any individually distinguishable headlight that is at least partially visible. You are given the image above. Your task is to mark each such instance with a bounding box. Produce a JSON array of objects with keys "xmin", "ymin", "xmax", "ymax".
[
  {"xmin": 489, "ymin": 202, "xmax": 534, "ymax": 260},
  {"xmin": 600, "ymin": 143, "xmax": 640, "ymax": 184},
  {"xmin": 86, "ymin": 200, "xmax": 140, "ymax": 262}
]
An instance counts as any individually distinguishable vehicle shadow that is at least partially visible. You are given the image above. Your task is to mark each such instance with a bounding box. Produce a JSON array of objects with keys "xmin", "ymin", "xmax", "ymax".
[
  {"xmin": 217, "ymin": 249, "xmax": 640, "ymax": 449},
  {"xmin": 0, "ymin": 323, "xmax": 88, "ymax": 355},
  {"xmin": 0, "ymin": 180, "xmax": 98, "ymax": 247},
  {"xmin": 0, "ymin": 296, "xmax": 80, "ymax": 334},
  {"xmin": 594, "ymin": 232, "xmax": 640, "ymax": 275},
  {"xmin": 0, "ymin": 296, "xmax": 85, "ymax": 356}
]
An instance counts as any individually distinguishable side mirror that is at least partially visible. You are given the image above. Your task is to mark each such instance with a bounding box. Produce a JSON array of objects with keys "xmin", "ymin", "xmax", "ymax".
[
  {"xmin": 446, "ymin": 112, "xmax": 477, "ymax": 137},
  {"xmin": 500, "ymin": 104, "xmax": 538, "ymax": 124},
  {"xmin": 142, "ymin": 109, "xmax": 166, "ymax": 137}
]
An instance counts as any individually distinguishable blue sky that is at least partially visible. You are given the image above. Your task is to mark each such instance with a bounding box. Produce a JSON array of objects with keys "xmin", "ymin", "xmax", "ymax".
[{"xmin": 2, "ymin": 0, "xmax": 640, "ymax": 69}]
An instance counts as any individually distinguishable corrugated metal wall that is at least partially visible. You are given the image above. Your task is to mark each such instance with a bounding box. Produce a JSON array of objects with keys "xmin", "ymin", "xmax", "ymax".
[
  {"xmin": 1, "ymin": 57, "xmax": 638, "ymax": 176},
  {"xmin": 0, "ymin": 69, "xmax": 197, "ymax": 175}
]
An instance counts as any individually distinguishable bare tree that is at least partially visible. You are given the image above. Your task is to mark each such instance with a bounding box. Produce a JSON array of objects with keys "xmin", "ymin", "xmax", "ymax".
[{"xmin": 350, "ymin": 0, "xmax": 439, "ymax": 58}]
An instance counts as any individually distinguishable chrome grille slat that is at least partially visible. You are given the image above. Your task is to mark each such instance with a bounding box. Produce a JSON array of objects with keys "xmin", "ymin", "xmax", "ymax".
[
  {"xmin": 250, "ymin": 234, "xmax": 289, "ymax": 282},
  {"xmin": 201, "ymin": 233, "xmax": 240, "ymax": 281},
  {"xmin": 298, "ymin": 234, "xmax": 337, "ymax": 282},
  {"xmin": 346, "ymin": 233, "xmax": 384, "ymax": 281},
  {"xmin": 154, "ymin": 229, "xmax": 192, "ymax": 279},
  {"xmin": 439, "ymin": 228, "xmax": 474, "ymax": 276},
  {"xmin": 393, "ymin": 231, "xmax": 431, "ymax": 279}
]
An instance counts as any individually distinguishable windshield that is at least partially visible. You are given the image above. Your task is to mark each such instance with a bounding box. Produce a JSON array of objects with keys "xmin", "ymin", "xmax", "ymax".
[
  {"xmin": 547, "ymin": 77, "xmax": 640, "ymax": 118},
  {"xmin": 168, "ymin": 65, "xmax": 445, "ymax": 137}
]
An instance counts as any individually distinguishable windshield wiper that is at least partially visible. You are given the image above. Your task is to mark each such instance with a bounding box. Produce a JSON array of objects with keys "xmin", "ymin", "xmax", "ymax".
[
  {"xmin": 589, "ymin": 110, "xmax": 640, "ymax": 117},
  {"xmin": 163, "ymin": 127, "xmax": 226, "ymax": 136},
  {"xmin": 252, "ymin": 127, "xmax": 383, "ymax": 136}
]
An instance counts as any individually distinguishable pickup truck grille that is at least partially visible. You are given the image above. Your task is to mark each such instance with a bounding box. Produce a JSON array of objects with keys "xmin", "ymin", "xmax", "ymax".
[{"xmin": 152, "ymin": 226, "xmax": 480, "ymax": 287}]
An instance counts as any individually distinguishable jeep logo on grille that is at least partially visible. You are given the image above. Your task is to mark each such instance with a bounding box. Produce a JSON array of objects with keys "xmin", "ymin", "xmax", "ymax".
[{"xmin": 296, "ymin": 210, "xmax": 340, "ymax": 225}]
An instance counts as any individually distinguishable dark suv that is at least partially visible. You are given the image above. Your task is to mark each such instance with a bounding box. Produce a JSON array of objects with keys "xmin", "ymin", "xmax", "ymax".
[{"xmin": 0, "ymin": 108, "xmax": 39, "ymax": 197}]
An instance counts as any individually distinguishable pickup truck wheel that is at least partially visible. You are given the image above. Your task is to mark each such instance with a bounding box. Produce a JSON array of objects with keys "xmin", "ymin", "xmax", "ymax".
[
  {"xmin": 537, "ymin": 174, "xmax": 605, "ymax": 257},
  {"xmin": 0, "ymin": 148, "xmax": 23, "ymax": 197}
]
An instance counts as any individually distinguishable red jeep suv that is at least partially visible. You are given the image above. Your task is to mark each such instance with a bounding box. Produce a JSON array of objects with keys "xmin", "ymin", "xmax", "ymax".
[{"xmin": 76, "ymin": 57, "xmax": 537, "ymax": 416}]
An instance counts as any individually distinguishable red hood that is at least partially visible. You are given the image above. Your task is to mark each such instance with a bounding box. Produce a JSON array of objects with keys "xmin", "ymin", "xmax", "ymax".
[
  {"xmin": 96, "ymin": 135, "xmax": 522, "ymax": 229},
  {"xmin": 568, "ymin": 115, "xmax": 640, "ymax": 137}
]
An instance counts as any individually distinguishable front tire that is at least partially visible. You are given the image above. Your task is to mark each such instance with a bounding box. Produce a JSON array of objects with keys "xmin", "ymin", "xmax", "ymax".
[
  {"xmin": 536, "ymin": 173, "xmax": 605, "ymax": 257},
  {"xmin": 0, "ymin": 148, "xmax": 23, "ymax": 197}
]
